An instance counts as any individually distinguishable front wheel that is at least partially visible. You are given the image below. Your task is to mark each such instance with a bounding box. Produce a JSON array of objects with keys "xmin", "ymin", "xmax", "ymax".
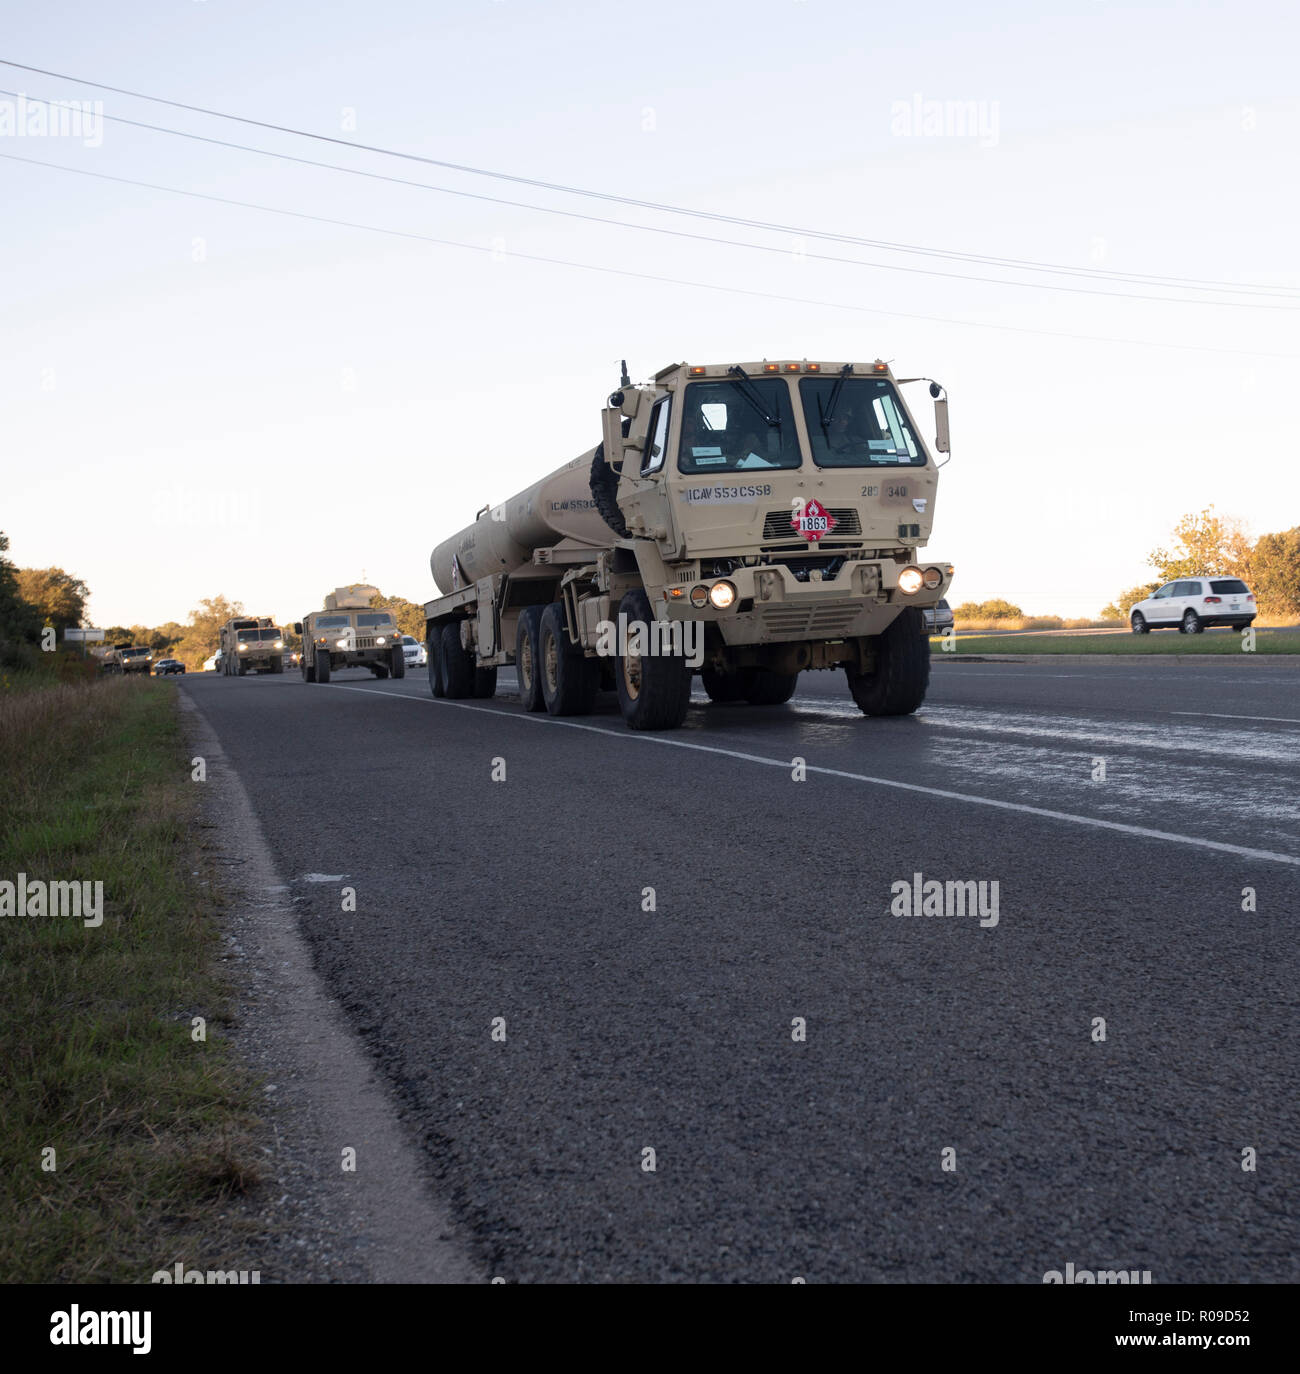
[
  {"xmin": 846, "ymin": 607, "xmax": 930, "ymax": 716},
  {"xmin": 391, "ymin": 646, "xmax": 406, "ymax": 679},
  {"xmin": 1181, "ymin": 609, "xmax": 1203, "ymax": 635},
  {"xmin": 427, "ymin": 636, "xmax": 445, "ymax": 697},
  {"xmin": 316, "ymin": 650, "xmax": 331, "ymax": 683},
  {"xmin": 1130, "ymin": 612, "xmax": 1149, "ymax": 635},
  {"xmin": 614, "ymin": 589, "xmax": 690, "ymax": 731}
]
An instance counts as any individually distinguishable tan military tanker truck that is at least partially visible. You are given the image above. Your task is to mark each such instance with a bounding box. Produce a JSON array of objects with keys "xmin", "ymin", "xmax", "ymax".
[
  {"xmin": 295, "ymin": 585, "xmax": 405, "ymax": 683},
  {"xmin": 218, "ymin": 616, "xmax": 284, "ymax": 675},
  {"xmin": 423, "ymin": 359, "xmax": 953, "ymax": 731}
]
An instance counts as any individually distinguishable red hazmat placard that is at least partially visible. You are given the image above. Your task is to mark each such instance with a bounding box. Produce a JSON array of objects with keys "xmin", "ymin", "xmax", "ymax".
[{"xmin": 791, "ymin": 498, "xmax": 837, "ymax": 543}]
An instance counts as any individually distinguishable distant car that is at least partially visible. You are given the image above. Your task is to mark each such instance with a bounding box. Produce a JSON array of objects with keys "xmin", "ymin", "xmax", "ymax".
[
  {"xmin": 1130, "ymin": 577, "xmax": 1256, "ymax": 634},
  {"xmin": 203, "ymin": 654, "xmax": 220, "ymax": 672},
  {"xmin": 152, "ymin": 658, "xmax": 186, "ymax": 676},
  {"xmin": 401, "ymin": 635, "xmax": 427, "ymax": 668},
  {"xmin": 922, "ymin": 598, "xmax": 954, "ymax": 634}
]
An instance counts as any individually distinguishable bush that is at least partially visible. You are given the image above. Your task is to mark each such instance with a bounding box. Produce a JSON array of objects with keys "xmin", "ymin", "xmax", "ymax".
[{"xmin": 952, "ymin": 599, "xmax": 1024, "ymax": 622}]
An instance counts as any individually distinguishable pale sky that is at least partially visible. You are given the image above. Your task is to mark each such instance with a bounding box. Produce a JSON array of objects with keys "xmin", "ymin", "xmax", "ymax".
[{"xmin": 3, "ymin": 0, "xmax": 1297, "ymax": 627}]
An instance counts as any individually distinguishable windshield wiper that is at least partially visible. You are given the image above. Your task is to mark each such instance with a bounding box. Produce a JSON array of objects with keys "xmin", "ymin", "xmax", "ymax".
[
  {"xmin": 818, "ymin": 363, "xmax": 854, "ymax": 436},
  {"xmin": 726, "ymin": 366, "xmax": 780, "ymax": 427}
]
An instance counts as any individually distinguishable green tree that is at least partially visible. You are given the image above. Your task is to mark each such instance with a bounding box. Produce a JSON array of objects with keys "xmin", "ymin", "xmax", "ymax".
[
  {"xmin": 1100, "ymin": 581, "xmax": 1160, "ymax": 621},
  {"xmin": 1248, "ymin": 526, "xmax": 1300, "ymax": 622},
  {"xmin": 0, "ymin": 532, "xmax": 42, "ymax": 663},
  {"xmin": 1149, "ymin": 506, "xmax": 1252, "ymax": 581},
  {"xmin": 175, "ymin": 595, "xmax": 245, "ymax": 666},
  {"xmin": 371, "ymin": 593, "xmax": 425, "ymax": 640},
  {"xmin": 15, "ymin": 566, "xmax": 90, "ymax": 634}
]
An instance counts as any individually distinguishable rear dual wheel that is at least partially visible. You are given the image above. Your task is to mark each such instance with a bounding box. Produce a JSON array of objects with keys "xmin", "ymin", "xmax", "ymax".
[{"xmin": 539, "ymin": 603, "xmax": 597, "ymax": 716}]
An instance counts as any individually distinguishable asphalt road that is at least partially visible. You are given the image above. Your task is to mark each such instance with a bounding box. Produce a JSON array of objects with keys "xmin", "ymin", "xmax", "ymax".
[{"xmin": 181, "ymin": 658, "xmax": 1300, "ymax": 1283}]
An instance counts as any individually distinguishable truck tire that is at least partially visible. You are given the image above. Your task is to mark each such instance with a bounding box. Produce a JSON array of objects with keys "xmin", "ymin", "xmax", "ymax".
[
  {"xmin": 439, "ymin": 621, "xmax": 475, "ymax": 699},
  {"xmin": 744, "ymin": 669, "xmax": 798, "ymax": 705},
  {"xmin": 845, "ymin": 607, "xmax": 929, "ymax": 716},
  {"xmin": 589, "ymin": 440, "xmax": 631, "ymax": 539},
  {"xmin": 614, "ymin": 588, "xmax": 691, "ymax": 731},
  {"xmin": 427, "ymin": 637, "xmax": 445, "ymax": 697},
  {"xmin": 515, "ymin": 605, "xmax": 545, "ymax": 712},
  {"xmin": 302, "ymin": 653, "xmax": 314, "ymax": 682},
  {"xmin": 316, "ymin": 649, "xmax": 331, "ymax": 684},
  {"xmin": 271, "ymin": 657, "xmax": 284, "ymax": 674},
  {"xmin": 391, "ymin": 645, "xmax": 406, "ymax": 679},
  {"xmin": 371, "ymin": 662, "xmax": 390, "ymax": 679},
  {"xmin": 701, "ymin": 666, "xmax": 747, "ymax": 702},
  {"xmin": 473, "ymin": 666, "xmax": 498, "ymax": 699},
  {"xmin": 539, "ymin": 602, "xmax": 597, "ymax": 715}
]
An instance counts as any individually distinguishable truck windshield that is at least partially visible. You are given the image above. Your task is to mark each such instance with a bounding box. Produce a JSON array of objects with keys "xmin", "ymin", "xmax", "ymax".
[
  {"xmin": 799, "ymin": 377, "xmax": 927, "ymax": 468},
  {"xmin": 355, "ymin": 614, "xmax": 395, "ymax": 628},
  {"xmin": 122, "ymin": 648, "xmax": 150, "ymax": 658},
  {"xmin": 237, "ymin": 629, "xmax": 276, "ymax": 641},
  {"xmin": 315, "ymin": 616, "xmax": 350, "ymax": 628},
  {"xmin": 677, "ymin": 379, "xmax": 801, "ymax": 473}
]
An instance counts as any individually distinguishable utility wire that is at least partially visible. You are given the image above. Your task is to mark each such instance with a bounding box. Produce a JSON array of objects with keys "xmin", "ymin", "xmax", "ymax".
[
  {"xmin": 2, "ymin": 87, "xmax": 1293, "ymax": 313},
  {"xmin": 3, "ymin": 150, "xmax": 1295, "ymax": 360},
  {"xmin": 2, "ymin": 57, "xmax": 1296, "ymax": 301}
]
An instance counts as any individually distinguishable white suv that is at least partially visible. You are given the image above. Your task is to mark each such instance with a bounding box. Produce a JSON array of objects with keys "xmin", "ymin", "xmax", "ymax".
[
  {"xmin": 1130, "ymin": 577, "xmax": 1255, "ymax": 635},
  {"xmin": 401, "ymin": 635, "xmax": 427, "ymax": 668}
]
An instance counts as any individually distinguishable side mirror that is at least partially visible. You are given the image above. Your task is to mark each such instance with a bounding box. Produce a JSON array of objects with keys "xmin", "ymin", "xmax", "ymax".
[
  {"xmin": 292, "ymin": 622, "xmax": 302, "ymax": 635},
  {"xmin": 930, "ymin": 385, "xmax": 950, "ymax": 455},
  {"xmin": 600, "ymin": 406, "xmax": 624, "ymax": 469}
]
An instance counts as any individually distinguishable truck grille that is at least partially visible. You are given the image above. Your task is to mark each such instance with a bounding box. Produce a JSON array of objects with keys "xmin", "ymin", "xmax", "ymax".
[
  {"xmin": 355, "ymin": 636, "xmax": 377, "ymax": 649},
  {"xmin": 762, "ymin": 508, "xmax": 861, "ymax": 540},
  {"xmin": 759, "ymin": 603, "xmax": 865, "ymax": 637}
]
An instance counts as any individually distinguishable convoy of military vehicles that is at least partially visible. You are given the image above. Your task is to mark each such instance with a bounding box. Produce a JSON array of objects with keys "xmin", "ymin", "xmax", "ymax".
[{"xmin": 157, "ymin": 358, "xmax": 955, "ymax": 727}]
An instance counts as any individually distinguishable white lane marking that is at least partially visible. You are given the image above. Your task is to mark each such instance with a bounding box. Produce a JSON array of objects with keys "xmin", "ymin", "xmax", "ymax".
[
  {"xmin": 1171, "ymin": 711, "xmax": 1300, "ymax": 725},
  {"xmin": 327, "ymin": 684, "xmax": 1300, "ymax": 868}
]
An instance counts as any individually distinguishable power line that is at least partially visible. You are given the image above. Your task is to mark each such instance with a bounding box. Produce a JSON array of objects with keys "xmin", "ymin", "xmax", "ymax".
[
  {"xmin": 3, "ymin": 87, "xmax": 1293, "ymax": 313},
  {"xmin": 3, "ymin": 57, "xmax": 1296, "ymax": 302},
  {"xmin": 3, "ymin": 150, "xmax": 1295, "ymax": 360}
]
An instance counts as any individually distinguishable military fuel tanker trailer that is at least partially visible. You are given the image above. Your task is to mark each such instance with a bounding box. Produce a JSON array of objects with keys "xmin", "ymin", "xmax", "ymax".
[{"xmin": 423, "ymin": 358, "xmax": 954, "ymax": 731}]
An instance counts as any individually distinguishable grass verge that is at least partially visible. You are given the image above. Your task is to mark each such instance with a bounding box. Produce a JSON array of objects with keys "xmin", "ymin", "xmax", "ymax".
[
  {"xmin": 936, "ymin": 629, "xmax": 1300, "ymax": 655},
  {"xmin": 0, "ymin": 676, "xmax": 262, "ymax": 1282}
]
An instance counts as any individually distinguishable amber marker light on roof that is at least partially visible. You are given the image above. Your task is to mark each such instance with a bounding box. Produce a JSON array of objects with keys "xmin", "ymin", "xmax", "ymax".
[
  {"xmin": 784, "ymin": 363, "xmax": 800, "ymax": 372},
  {"xmin": 762, "ymin": 363, "xmax": 780, "ymax": 373},
  {"xmin": 688, "ymin": 366, "xmax": 706, "ymax": 375},
  {"xmin": 805, "ymin": 363, "xmax": 821, "ymax": 372}
]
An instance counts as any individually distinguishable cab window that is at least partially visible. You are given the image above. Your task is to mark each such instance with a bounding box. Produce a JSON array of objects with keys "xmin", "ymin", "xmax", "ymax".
[
  {"xmin": 800, "ymin": 376, "xmax": 925, "ymax": 468},
  {"xmin": 677, "ymin": 379, "xmax": 800, "ymax": 473}
]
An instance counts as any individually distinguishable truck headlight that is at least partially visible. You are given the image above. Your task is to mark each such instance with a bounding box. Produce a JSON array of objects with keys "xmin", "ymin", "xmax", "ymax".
[
  {"xmin": 274, "ymin": 640, "xmax": 283, "ymax": 649},
  {"xmin": 708, "ymin": 580, "xmax": 737, "ymax": 610},
  {"xmin": 336, "ymin": 638, "xmax": 348, "ymax": 649},
  {"xmin": 922, "ymin": 567, "xmax": 943, "ymax": 590},
  {"xmin": 376, "ymin": 636, "xmax": 386, "ymax": 645},
  {"xmin": 898, "ymin": 567, "xmax": 924, "ymax": 594},
  {"xmin": 238, "ymin": 644, "xmax": 248, "ymax": 652}
]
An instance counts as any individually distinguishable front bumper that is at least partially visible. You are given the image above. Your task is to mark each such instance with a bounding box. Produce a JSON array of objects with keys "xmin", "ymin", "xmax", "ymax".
[{"xmin": 661, "ymin": 557, "xmax": 952, "ymax": 646}]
